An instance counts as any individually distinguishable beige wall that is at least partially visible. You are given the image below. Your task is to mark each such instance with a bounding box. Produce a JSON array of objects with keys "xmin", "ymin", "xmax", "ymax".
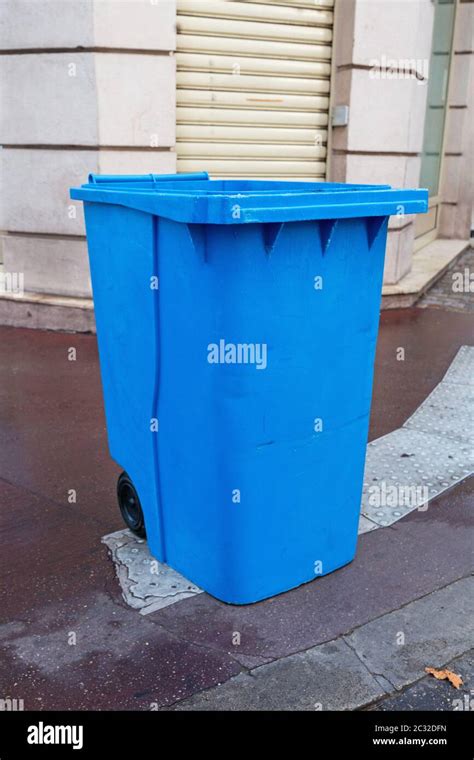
[
  {"xmin": 329, "ymin": 0, "xmax": 435, "ymax": 284},
  {"xmin": 330, "ymin": 0, "xmax": 473, "ymax": 285},
  {"xmin": 0, "ymin": 0, "xmax": 176, "ymax": 297}
]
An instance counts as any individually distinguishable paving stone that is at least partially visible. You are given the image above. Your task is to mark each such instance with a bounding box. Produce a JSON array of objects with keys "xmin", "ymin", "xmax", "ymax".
[
  {"xmin": 362, "ymin": 345, "xmax": 474, "ymax": 525},
  {"xmin": 404, "ymin": 381, "xmax": 474, "ymax": 445},
  {"xmin": 418, "ymin": 248, "xmax": 474, "ymax": 313},
  {"xmin": 102, "ymin": 529, "xmax": 202, "ymax": 614},
  {"xmin": 170, "ymin": 638, "xmax": 385, "ymax": 711},
  {"xmin": 345, "ymin": 577, "xmax": 474, "ymax": 690},
  {"xmin": 361, "ymin": 428, "xmax": 472, "ymax": 526},
  {"xmin": 358, "ymin": 515, "xmax": 379, "ymax": 534},
  {"xmin": 369, "ymin": 650, "xmax": 474, "ymax": 711},
  {"xmin": 443, "ymin": 345, "xmax": 474, "ymax": 387}
]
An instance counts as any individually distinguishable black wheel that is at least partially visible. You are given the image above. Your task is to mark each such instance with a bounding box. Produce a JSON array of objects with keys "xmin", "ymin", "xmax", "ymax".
[{"xmin": 117, "ymin": 472, "xmax": 146, "ymax": 538}]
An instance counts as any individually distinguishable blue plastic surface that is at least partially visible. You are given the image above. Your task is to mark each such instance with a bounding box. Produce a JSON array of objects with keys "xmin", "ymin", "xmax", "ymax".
[{"xmin": 71, "ymin": 174, "xmax": 428, "ymax": 604}]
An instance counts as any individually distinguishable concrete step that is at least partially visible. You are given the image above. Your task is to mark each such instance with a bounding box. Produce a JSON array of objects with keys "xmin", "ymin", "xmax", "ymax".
[
  {"xmin": 0, "ymin": 289, "xmax": 95, "ymax": 332},
  {"xmin": 382, "ymin": 238, "xmax": 470, "ymax": 309}
]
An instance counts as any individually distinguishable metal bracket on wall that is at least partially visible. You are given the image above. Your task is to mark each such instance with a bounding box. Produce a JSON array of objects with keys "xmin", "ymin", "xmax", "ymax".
[{"xmin": 332, "ymin": 105, "xmax": 349, "ymax": 127}]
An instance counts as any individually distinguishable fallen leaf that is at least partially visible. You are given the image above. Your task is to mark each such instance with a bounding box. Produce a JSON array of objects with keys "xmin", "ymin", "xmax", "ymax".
[{"xmin": 425, "ymin": 667, "xmax": 463, "ymax": 689}]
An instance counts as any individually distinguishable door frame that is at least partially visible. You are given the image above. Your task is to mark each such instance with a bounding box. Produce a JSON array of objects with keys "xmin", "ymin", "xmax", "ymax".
[{"xmin": 415, "ymin": 0, "xmax": 458, "ymax": 251}]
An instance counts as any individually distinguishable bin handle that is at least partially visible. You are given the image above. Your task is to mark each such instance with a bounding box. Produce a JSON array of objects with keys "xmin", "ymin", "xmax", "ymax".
[{"xmin": 87, "ymin": 172, "xmax": 209, "ymax": 185}]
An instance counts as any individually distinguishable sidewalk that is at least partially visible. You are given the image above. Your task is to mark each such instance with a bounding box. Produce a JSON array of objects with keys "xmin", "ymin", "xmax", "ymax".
[
  {"xmin": 0, "ymin": 274, "xmax": 472, "ymax": 711},
  {"xmin": 166, "ymin": 579, "xmax": 473, "ymax": 711}
]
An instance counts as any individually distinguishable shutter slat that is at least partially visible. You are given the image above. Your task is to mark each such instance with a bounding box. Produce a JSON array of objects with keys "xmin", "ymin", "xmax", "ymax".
[
  {"xmin": 178, "ymin": 89, "xmax": 329, "ymax": 112},
  {"xmin": 177, "ymin": 72, "xmax": 330, "ymax": 95},
  {"xmin": 177, "ymin": 34, "xmax": 331, "ymax": 61},
  {"xmin": 178, "ymin": 159, "xmax": 327, "ymax": 175},
  {"xmin": 178, "ymin": 142, "xmax": 327, "ymax": 159},
  {"xmin": 177, "ymin": 16, "xmax": 332, "ymax": 44},
  {"xmin": 177, "ymin": 0, "xmax": 333, "ymax": 26},
  {"xmin": 177, "ymin": 106, "xmax": 329, "ymax": 128},
  {"xmin": 176, "ymin": 52, "xmax": 331, "ymax": 78},
  {"xmin": 177, "ymin": 124, "xmax": 328, "ymax": 143}
]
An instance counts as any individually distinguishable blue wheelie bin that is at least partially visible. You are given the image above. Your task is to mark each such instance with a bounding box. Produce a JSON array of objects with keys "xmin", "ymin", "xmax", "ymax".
[{"xmin": 71, "ymin": 174, "xmax": 428, "ymax": 604}]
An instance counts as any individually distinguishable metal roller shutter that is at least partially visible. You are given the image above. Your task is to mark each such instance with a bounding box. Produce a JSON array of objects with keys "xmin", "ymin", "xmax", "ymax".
[{"xmin": 176, "ymin": 0, "xmax": 334, "ymax": 180}]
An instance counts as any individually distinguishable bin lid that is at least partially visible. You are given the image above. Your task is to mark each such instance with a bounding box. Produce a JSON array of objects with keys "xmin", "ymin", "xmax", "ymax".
[{"xmin": 70, "ymin": 173, "xmax": 428, "ymax": 224}]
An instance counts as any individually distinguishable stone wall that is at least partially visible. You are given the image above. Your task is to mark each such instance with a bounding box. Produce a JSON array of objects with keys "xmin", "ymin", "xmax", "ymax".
[
  {"xmin": 0, "ymin": 0, "xmax": 177, "ymax": 298},
  {"xmin": 330, "ymin": 0, "xmax": 435, "ymax": 285}
]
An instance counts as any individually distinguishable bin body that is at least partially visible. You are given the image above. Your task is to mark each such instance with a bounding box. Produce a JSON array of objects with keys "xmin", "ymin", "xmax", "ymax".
[{"xmin": 72, "ymin": 175, "xmax": 428, "ymax": 603}]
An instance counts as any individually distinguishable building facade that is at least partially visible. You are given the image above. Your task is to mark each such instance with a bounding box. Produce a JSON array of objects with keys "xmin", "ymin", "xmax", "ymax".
[{"xmin": 0, "ymin": 0, "xmax": 472, "ymax": 329}]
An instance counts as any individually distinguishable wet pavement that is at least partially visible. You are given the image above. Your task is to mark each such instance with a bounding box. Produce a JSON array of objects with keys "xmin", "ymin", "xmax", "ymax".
[
  {"xmin": 0, "ymin": 301, "xmax": 473, "ymax": 710},
  {"xmin": 418, "ymin": 248, "xmax": 474, "ymax": 314},
  {"xmin": 368, "ymin": 650, "xmax": 474, "ymax": 712}
]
